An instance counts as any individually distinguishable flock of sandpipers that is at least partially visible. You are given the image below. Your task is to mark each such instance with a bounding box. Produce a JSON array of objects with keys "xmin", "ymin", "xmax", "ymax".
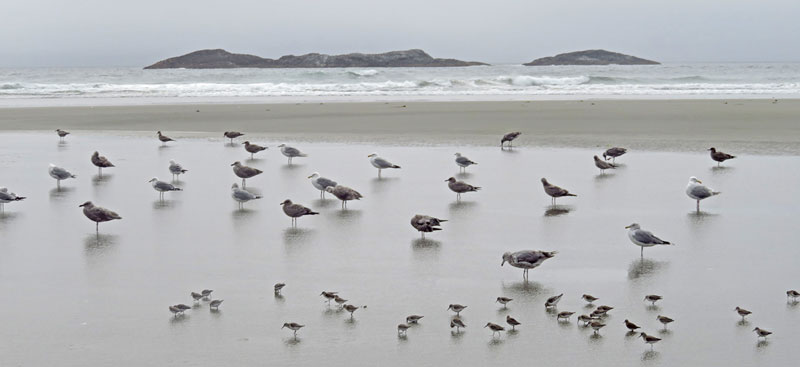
[{"xmin": 1, "ymin": 129, "xmax": 797, "ymax": 348}]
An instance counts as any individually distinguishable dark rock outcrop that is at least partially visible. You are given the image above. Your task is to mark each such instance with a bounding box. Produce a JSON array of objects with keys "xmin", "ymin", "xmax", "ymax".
[
  {"xmin": 144, "ymin": 49, "xmax": 487, "ymax": 69},
  {"xmin": 524, "ymin": 50, "xmax": 659, "ymax": 66}
]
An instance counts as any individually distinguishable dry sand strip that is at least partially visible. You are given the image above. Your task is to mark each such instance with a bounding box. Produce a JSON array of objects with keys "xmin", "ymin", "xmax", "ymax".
[{"xmin": 1, "ymin": 99, "xmax": 799, "ymax": 154}]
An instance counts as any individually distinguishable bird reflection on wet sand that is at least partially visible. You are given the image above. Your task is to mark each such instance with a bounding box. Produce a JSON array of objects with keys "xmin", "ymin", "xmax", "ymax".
[
  {"xmin": 49, "ymin": 186, "xmax": 74, "ymax": 198},
  {"xmin": 501, "ymin": 281, "xmax": 546, "ymax": 301},
  {"xmin": 92, "ymin": 174, "xmax": 113, "ymax": 186},
  {"xmin": 84, "ymin": 233, "xmax": 117, "ymax": 256},
  {"xmin": 544, "ymin": 206, "xmax": 572, "ymax": 217},
  {"xmin": 641, "ymin": 350, "xmax": 660, "ymax": 361},
  {"xmin": 283, "ymin": 227, "xmax": 314, "ymax": 248},
  {"xmin": 312, "ymin": 198, "xmax": 336, "ymax": 209},
  {"xmin": 449, "ymin": 201, "xmax": 477, "ymax": 213},
  {"xmin": 153, "ymin": 200, "xmax": 178, "ymax": 210},
  {"xmin": 628, "ymin": 258, "xmax": 668, "ymax": 280}
]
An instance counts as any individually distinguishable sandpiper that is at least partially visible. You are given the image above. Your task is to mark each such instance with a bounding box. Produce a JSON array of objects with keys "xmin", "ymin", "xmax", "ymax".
[
  {"xmin": 191, "ymin": 292, "xmax": 203, "ymax": 302},
  {"xmin": 624, "ymin": 319, "xmax": 641, "ymax": 332},
  {"xmin": 484, "ymin": 322, "xmax": 505, "ymax": 337},
  {"xmin": 589, "ymin": 321, "xmax": 606, "ymax": 334},
  {"xmin": 343, "ymin": 304, "xmax": 361, "ymax": 318},
  {"xmin": 644, "ymin": 294, "xmax": 663, "ymax": 306},
  {"xmin": 582, "ymin": 294, "xmax": 599, "ymax": 304},
  {"xmin": 577, "ymin": 314, "xmax": 595, "ymax": 326},
  {"xmin": 656, "ymin": 315, "xmax": 674, "ymax": 329},
  {"xmin": 406, "ymin": 315, "xmax": 424, "ymax": 324},
  {"xmin": 735, "ymin": 307, "xmax": 752, "ymax": 321},
  {"xmin": 282, "ymin": 322, "xmax": 305, "ymax": 338},
  {"xmin": 626, "ymin": 223, "xmax": 673, "ymax": 256},
  {"xmin": 450, "ymin": 318, "xmax": 466, "ymax": 332},
  {"xmin": 501, "ymin": 132, "xmax": 521, "ymax": 149},
  {"xmin": 169, "ymin": 305, "xmax": 183, "ymax": 317},
  {"xmin": 447, "ymin": 304, "xmax": 467, "ymax": 316},
  {"xmin": 506, "ymin": 315, "xmax": 521, "ymax": 330},
  {"xmin": 787, "ymin": 290, "xmax": 800, "ymax": 301},
  {"xmin": 545, "ymin": 293, "xmax": 563, "ymax": 308},
  {"xmin": 209, "ymin": 299, "xmax": 223, "ymax": 310},
  {"xmin": 398, "ymin": 323, "xmax": 410, "ymax": 335},
  {"xmin": 753, "ymin": 327, "xmax": 772, "ymax": 339},
  {"xmin": 201, "ymin": 289, "xmax": 213, "ymax": 299},
  {"xmin": 640, "ymin": 332, "xmax": 662, "ymax": 349},
  {"xmin": 557, "ymin": 311, "xmax": 575, "ymax": 321},
  {"xmin": 496, "ymin": 297, "xmax": 513, "ymax": 308},
  {"xmin": 274, "ymin": 283, "xmax": 286, "ymax": 294},
  {"xmin": 55, "ymin": 128, "xmax": 70, "ymax": 140},
  {"xmin": 320, "ymin": 291, "xmax": 338, "ymax": 305},
  {"xmin": 334, "ymin": 295, "xmax": 348, "ymax": 308}
]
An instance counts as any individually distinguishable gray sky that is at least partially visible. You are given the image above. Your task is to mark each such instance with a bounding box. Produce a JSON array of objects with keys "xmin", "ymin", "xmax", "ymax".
[{"xmin": 1, "ymin": 0, "xmax": 798, "ymax": 67}]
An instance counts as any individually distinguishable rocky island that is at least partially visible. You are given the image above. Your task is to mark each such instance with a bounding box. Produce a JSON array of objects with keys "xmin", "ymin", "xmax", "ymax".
[
  {"xmin": 524, "ymin": 50, "xmax": 659, "ymax": 66},
  {"xmin": 144, "ymin": 49, "xmax": 487, "ymax": 69}
]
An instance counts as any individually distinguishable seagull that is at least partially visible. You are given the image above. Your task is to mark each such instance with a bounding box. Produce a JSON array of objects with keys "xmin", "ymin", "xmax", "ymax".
[
  {"xmin": 447, "ymin": 304, "xmax": 467, "ymax": 316},
  {"xmin": 501, "ymin": 132, "xmax": 521, "ymax": 149},
  {"xmin": 325, "ymin": 185, "xmax": 363, "ymax": 209},
  {"xmin": 656, "ymin": 315, "xmax": 674, "ymax": 330},
  {"xmin": 602, "ymin": 147, "xmax": 627, "ymax": 163},
  {"xmin": 243, "ymin": 141, "xmax": 267, "ymax": 159},
  {"xmin": 308, "ymin": 172, "xmax": 337, "ymax": 198},
  {"xmin": 209, "ymin": 300, "xmax": 223, "ymax": 310},
  {"xmin": 454, "ymin": 153, "xmax": 477, "ymax": 172},
  {"xmin": 506, "ymin": 315, "xmax": 521, "ymax": 330},
  {"xmin": 639, "ymin": 333, "xmax": 662, "ymax": 349},
  {"xmin": 149, "ymin": 177, "xmax": 182, "ymax": 200},
  {"xmin": 450, "ymin": 318, "xmax": 466, "ymax": 332},
  {"xmin": 397, "ymin": 323, "xmax": 410, "ymax": 336},
  {"xmin": 368, "ymin": 153, "xmax": 401, "ymax": 178},
  {"xmin": 788, "ymin": 290, "xmax": 800, "ymax": 301},
  {"xmin": 541, "ymin": 178, "xmax": 576, "ymax": 204},
  {"xmin": 582, "ymin": 294, "xmax": 599, "ymax": 304},
  {"xmin": 231, "ymin": 183, "xmax": 261, "ymax": 208},
  {"xmin": 231, "ymin": 161, "xmax": 262, "ymax": 188},
  {"xmin": 735, "ymin": 307, "xmax": 752, "ymax": 321},
  {"xmin": 168, "ymin": 160, "xmax": 188, "ymax": 181},
  {"xmin": 644, "ymin": 294, "xmax": 663, "ymax": 306},
  {"xmin": 501, "ymin": 250, "xmax": 557, "ymax": 279},
  {"xmin": 626, "ymin": 223, "xmax": 673, "ymax": 256},
  {"xmin": 55, "ymin": 129, "xmax": 70, "ymax": 141},
  {"xmin": 496, "ymin": 297, "xmax": 513, "ymax": 308},
  {"xmin": 593, "ymin": 155, "xmax": 616, "ymax": 173},
  {"xmin": 753, "ymin": 327, "xmax": 772, "ymax": 340},
  {"xmin": 278, "ymin": 144, "xmax": 307, "ymax": 165},
  {"xmin": 708, "ymin": 147, "xmax": 735, "ymax": 166},
  {"xmin": 91, "ymin": 151, "xmax": 115, "ymax": 176},
  {"xmin": 48, "ymin": 164, "xmax": 76, "ymax": 189},
  {"xmin": 410, "ymin": 214, "xmax": 447, "ymax": 238},
  {"xmin": 0, "ymin": 188, "xmax": 26, "ymax": 212},
  {"xmin": 274, "ymin": 283, "xmax": 286, "ymax": 294},
  {"xmin": 545, "ymin": 294, "xmax": 564, "ymax": 309},
  {"xmin": 280, "ymin": 199, "xmax": 319, "ymax": 226},
  {"xmin": 282, "ymin": 322, "xmax": 305, "ymax": 338},
  {"xmin": 686, "ymin": 176, "xmax": 720, "ymax": 212},
  {"xmin": 157, "ymin": 131, "xmax": 175, "ymax": 146},
  {"xmin": 484, "ymin": 322, "xmax": 505, "ymax": 337},
  {"xmin": 557, "ymin": 311, "xmax": 575, "ymax": 321},
  {"xmin": 223, "ymin": 131, "xmax": 244, "ymax": 144},
  {"xmin": 445, "ymin": 177, "xmax": 480, "ymax": 201},
  {"xmin": 406, "ymin": 315, "xmax": 424, "ymax": 324},
  {"xmin": 624, "ymin": 319, "xmax": 641, "ymax": 332},
  {"xmin": 79, "ymin": 201, "xmax": 121, "ymax": 232}
]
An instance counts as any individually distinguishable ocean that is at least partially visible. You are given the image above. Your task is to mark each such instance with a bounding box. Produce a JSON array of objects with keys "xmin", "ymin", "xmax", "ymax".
[{"xmin": 1, "ymin": 63, "xmax": 799, "ymax": 106}]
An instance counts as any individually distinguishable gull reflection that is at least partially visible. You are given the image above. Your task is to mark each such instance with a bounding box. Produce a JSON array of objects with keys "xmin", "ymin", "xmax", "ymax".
[
  {"xmin": 92, "ymin": 174, "xmax": 113, "ymax": 186},
  {"xmin": 501, "ymin": 281, "xmax": 546, "ymax": 301},
  {"xmin": 50, "ymin": 186, "xmax": 75, "ymax": 199},
  {"xmin": 312, "ymin": 198, "xmax": 337, "ymax": 209},
  {"xmin": 641, "ymin": 350, "xmax": 660, "ymax": 361},
  {"xmin": 84, "ymin": 233, "xmax": 117, "ymax": 257},
  {"xmin": 449, "ymin": 201, "xmax": 477, "ymax": 214},
  {"xmin": 544, "ymin": 205, "xmax": 572, "ymax": 217},
  {"xmin": 628, "ymin": 258, "xmax": 668, "ymax": 280}
]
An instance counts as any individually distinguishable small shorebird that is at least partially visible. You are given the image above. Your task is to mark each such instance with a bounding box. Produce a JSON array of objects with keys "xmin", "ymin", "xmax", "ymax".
[
  {"xmin": 343, "ymin": 304, "xmax": 361, "ymax": 318},
  {"xmin": 243, "ymin": 141, "xmax": 267, "ymax": 159},
  {"xmin": 333, "ymin": 295, "xmax": 348, "ymax": 308},
  {"xmin": 506, "ymin": 315, "xmax": 520, "ymax": 330},
  {"xmin": 406, "ymin": 315, "xmax": 424, "ymax": 324},
  {"xmin": 277, "ymin": 144, "xmax": 308, "ymax": 165},
  {"xmin": 593, "ymin": 155, "xmax": 616, "ymax": 173},
  {"xmin": 602, "ymin": 147, "xmax": 627, "ymax": 163},
  {"xmin": 501, "ymin": 132, "xmax": 521, "ymax": 149},
  {"xmin": 91, "ymin": 151, "xmax": 115, "ymax": 176},
  {"xmin": 274, "ymin": 283, "xmax": 286, "ymax": 294},
  {"xmin": 624, "ymin": 319, "xmax": 641, "ymax": 332},
  {"xmin": 484, "ymin": 322, "xmax": 505, "ymax": 337},
  {"xmin": 174, "ymin": 304, "xmax": 191, "ymax": 311},
  {"xmin": 557, "ymin": 311, "xmax": 575, "ymax": 321},
  {"xmin": 325, "ymin": 185, "xmax": 363, "ymax": 209},
  {"xmin": 787, "ymin": 290, "xmax": 799, "ymax": 301},
  {"xmin": 735, "ymin": 307, "xmax": 752, "ymax": 321},
  {"xmin": 191, "ymin": 292, "xmax": 203, "ymax": 302},
  {"xmin": 79, "ymin": 201, "xmax": 121, "ymax": 232},
  {"xmin": 639, "ymin": 332, "xmax": 662, "ymax": 349},
  {"xmin": 308, "ymin": 172, "xmax": 337, "ymax": 198},
  {"xmin": 168, "ymin": 160, "xmax": 188, "ymax": 181},
  {"xmin": 48, "ymin": 164, "xmax": 77, "ymax": 189},
  {"xmin": 447, "ymin": 304, "xmax": 467, "ymax": 316},
  {"xmin": 231, "ymin": 183, "xmax": 262, "ymax": 208},
  {"xmin": 398, "ymin": 323, "xmax": 410, "ymax": 336},
  {"xmin": 708, "ymin": 147, "xmax": 735, "ymax": 166},
  {"xmin": 410, "ymin": 214, "xmax": 447, "ymax": 239},
  {"xmin": 541, "ymin": 178, "xmax": 577, "ymax": 204},
  {"xmin": 545, "ymin": 293, "xmax": 564, "ymax": 309},
  {"xmin": 454, "ymin": 153, "xmax": 477, "ymax": 172},
  {"xmin": 231, "ymin": 161, "xmax": 262, "ymax": 188},
  {"xmin": 280, "ymin": 199, "xmax": 319, "ymax": 226},
  {"xmin": 591, "ymin": 310, "xmax": 606, "ymax": 319},
  {"xmin": 577, "ymin": 315, "xmax": 595, "ymax": 326},
  {"xmin": 753, "ymin": 327, "xmax": 772, "ymax": 340},
  {"xmin": 201, "ymin": 290, "xmax": 213, "ymax": 299},
  {"xmin": 368, "ymin": 153, "xmax": 401, "ymax": 178},
  {"xmin": 169, "ymin": 305, "xmax": 183, "ymax": 317},
  {"xmin": 501, "ymin": 250, "xmax": 557, "ymax": 280},
  {"xmin": 450, "ymin": 318, "xmax": 466, "ymax": 332},
  {"xmin": 644, "ymin": 295, "xmax": 663, "ymax": 306},
  {"xmin": 209, "ymin": 300, "xmax": 223, "ymax": 310},
  {"xmin": 656, "ymin": 315, "xmax": 674, "ymax": 330},
  {"xmin": 496, "ymin": 297, "xmax": 513, "ymax": 308},
  {"xmin": 282, "ymin": 322, "xmax": 305, "ymax": 338},
  {"xmin": 582, "ymin": 294, "xmax": 599, "ymax": 304},
  {"xmin": 55, "ymin": 128, "xmax": 70, "ymax": 141},
  {"xmin": 320, "ymin": 291, "xmax": 338, "ymax": 305},
  {"xmin": 589, "ymin": 321, "xmax": 606, "ymax": 334},
  {"xmin": 149, "ymin": 177, "xmax": 182, "ymax": 200},
  {"xmin": 626, "ymin": 223, "xmax": 673, "ymax": 256},
  {"xmin": 157, "ymin": 131, "xmax": 175, "ymax": 146},
  {"xmin": 223, "ymin": 131, "xmax": 244, "ymax": 144},
  {"xmin": 686, "ymin": 177, "xmax": 720, "ymax": 212},
  {"xmin": 445, "ymin": 177, "xmax": 480, "ymax": 201}
]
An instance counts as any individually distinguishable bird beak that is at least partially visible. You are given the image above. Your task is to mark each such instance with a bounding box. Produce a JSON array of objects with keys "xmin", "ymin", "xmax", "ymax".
[
  {"xmin": 307, "ymin": 175, "xmax": 313, "ymax": 179},
  {"xmin": 697, "ymin": 180, "xmax": 703, "ymax": 183},
  {"xmin": 501, "ymin": 260, "xmax": 505, "ymax": 266},
  {"xmin": 230, "ymin": 163, "xmax": 235, "ymax": 166},
  {"xmin": 625, "ymin": 225, "xmax": 631, "ymax": 229}
]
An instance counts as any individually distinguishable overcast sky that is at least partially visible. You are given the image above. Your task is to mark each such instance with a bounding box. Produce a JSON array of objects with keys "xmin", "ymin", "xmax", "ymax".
[{"xmin": 1, "ymin": 0, "xmax": 798, "ymax": 67}]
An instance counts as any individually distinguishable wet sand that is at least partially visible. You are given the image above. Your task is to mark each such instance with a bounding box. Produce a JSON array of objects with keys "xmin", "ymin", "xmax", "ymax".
[{"xmin": 0, "ymin": 131, "xmax": 799, "ymax": 366}]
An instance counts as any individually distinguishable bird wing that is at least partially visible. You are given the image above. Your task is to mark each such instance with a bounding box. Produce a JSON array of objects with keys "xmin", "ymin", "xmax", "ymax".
[
  {"xmin": 283, "ymin": 147, "xmax": 302, "ymax": 156},
  {"xmin": 514, "ymin": 251, "xmax": 545, "ymax": 264},
  {"xmin": 155, "ymin": 181, "xmax": 177, "ymax": 191},
  {"xmin": 689, "ymin": 185, "xmax": 714, "ymax": 199},
  {"xmin": 233, "ymin": 189, "xmax": 256, "ymax": 200},
  {"xmin": 316, "ymin": 177, "xmax": 337, "ymax": 188},
  {"xmin": 373, "ymin": 157, "xmax": 394, "ymax": 168},
  {"xmin": 455, "ymin": 156, "xmax": 473, "ymax": 165},
  {"xmin": 634, "ymin": 230, "xmax": 668, "ymax": 245}
]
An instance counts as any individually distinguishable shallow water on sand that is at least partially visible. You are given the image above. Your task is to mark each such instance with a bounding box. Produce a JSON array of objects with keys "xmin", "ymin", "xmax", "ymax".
[{"xmin": 0, "ymin": 132, "xmax": 799, "ymax": 366}]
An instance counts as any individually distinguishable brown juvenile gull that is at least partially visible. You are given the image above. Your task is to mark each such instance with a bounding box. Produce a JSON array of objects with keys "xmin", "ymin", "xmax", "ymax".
[
  {"xmin": 708, "ymin": 147, "xmax": 736, "ymax": 166},
  {"xmin": 686, "ymin": 176, "xmax": 720, "ymax": 212},
  {"xmin": 278, "ymin": 144, "xmax": 307, "ymax": 165},
  {"xmin": 624, "ymin": 319, "xmax": 641, "ymax": 332},
  {"xmin": 602, "ymin": 147, "xmax": 627, "ymax": 163},
  {"xmin": 231, "ymin": 183, "xmax": 261, "ymax": 208},
  {"xmin": 593, "ymin": 155, "xmax": 616, "ymax": 173},
  {"xmin": 447, "ymin": 304, "xmax": 467, "ymax": 316},
  {"xmin": 406, "ymin": 315, "xmax": 424, "ymax": 324},
  {"xmin": 91, "ymin": 151, "xmax": 115, "ymax": 176},
  {"xmin": 446, "ymin": 177, "xmax": 480, "ymax": 201},
  {"xmin": 48, "ymin": 164, "xmax": 76, "ymax": 189},
  {"xmin": 545, "ymin": 293, "xmax": 564, "ymax": 309},
  {"xmin": 639, "ymin": 333, "xmax": 662, "ymax": 349},
  {"xmin": 753, "ymin": 327, "xmax": 772, "ymax": 340},
  {"xmin": 541, "ymin": 178, "xmax": 576, "ymax": 204},
  {"xmin": 410, "ymin": 214, "xmax": 447, "ymax": 238},
  {"xmin": 223, "ymin": 131, "xmax": 244, "ymax": 144},
  {"xmin": 644, "ymin": 294, "xmax": 663, "ymax": 306},
  {"xmin": 168, "ymin": 160, "xmax": 188, "ymax": 181},
  {"xmin": 450, "ymin": 318, "xmax": 466, "ymax": 332},
  {"xmin": 735, "ymin": 307, "xmax": 752, "ymax": 321},
  {"xmin": 243, "ymin": 141, "xmax": 267, "ymax": 159},
  {"xmin": 368, "ymin": 153, "xmax": 401, "ymax": 178},
  {"xmin": 325, "ymin": 185, "xmax": 363, "ymax": 209},
  {"xmin": 157, "ymin": 131, "xmax": 175, "ymax": 146},
  {"xmin": 282, "ymin": 322, "xmax": 305, "ymax": 338},
  {"xmin": 656, "ymin": 315, "xmax": 674, "ymax": 329},
  {"xmin": 501, "ymin": 132, "xmax": 521, "ymax": 149},
  {"xmin": 496, "ymin": 297, "xmax": 513, "ymax": 308},
  {"xmin": 506, "ymin": 315, "xmax": 521, "ymax": 330},
  {"xmin": 626, "ymin": 223, "xmax": 673, "ymax": 256},
  {"xmin": 308, "ymin": 172, "xmax": 337, "ymax": 198},
  {"xmin": 231, "ymin": 161, "xmax": 262, "ymax": 188},
  {"xmin": 149, "ymin": 177, "xmax": 182, "ymax": 200},
  {"xmin": 454, "ymin": 153, "xmax": 477, "ymax": 172},
  {"xmin": 280, "ymin": 199, "xmax": 319, "ymax": 226},
  {"xmin": 79, "ymin": 201, "xmax": 121, "ymax": 232},
  {"xmin": 209, "ymin": 299, "xmax": 223, "ymax": 310},
  {"xmin": 55, "ymin": 128, "xmax": 70, "ymax": 141},
  {"xmin": 485, "ymin": 322, "xmax": 505, "ymax": 337},
  {"xmin": 501, "ymin": 250, "xmax": 557, "ymax": 279},
  {"xmin": 0, "ymin": 187, "xmax": 26, "ymax": 212}
]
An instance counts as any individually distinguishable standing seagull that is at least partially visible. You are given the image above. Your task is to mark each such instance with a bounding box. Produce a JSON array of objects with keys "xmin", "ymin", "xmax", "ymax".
[
  {"xmin": 223, "ymin": 131, "xmax": 244, "ymax": 144},
  {"xmin": 308, "ymin": 172, "xmax": 337, "ymax": 198},
  {"xmin": 157, "ymin": 131, "xmax": 175, "ymax": 146},
  {"xmin": 454, "ymin": 153, "xmax": 477, "ymax": 172},
  {"xmin": 55, "ymin": 129, "xmax": 70, "ymax": 141},
  {"xmin": 708, "ymin": 147, "xmax": 735, "ymax": 166},
  {"xmin": 626, "ymin": 223, "xmax": 673, "ymax": 256},
  {"xmin": 410, "ymin": 214, "xmax": 447, "ymax": 238},
  {"xmin": 91, "ymin": 151, "xmax": 115, "ymax": 176},
  {"xmin": 593, "ymin": 155, "xmax": 616, "ymax": 173},
  {"xmin": 501, "ymin": 250, "xmax": 557, "ymax": 280},
  {"xmin": 243, "ymin": 141, "xmax": 267, "ymax": 159},
  {"xmin": 79, "ymin": 201, "xmax": 121, "ymax": 232},
  {"xmin": 501, "ymin": 132, "xmax": 521, "ymax": 149},
  {"xmin": 446, "ymin": 177, "xmax": 480, "ymax": 201},
  {"xmin": 368, "ymin": 153, "xmax": 401, "ymax": 178},
  {"xmin": 0, "ymin": 188, "xmax": 25, "ymax": 212},
  {"xmin": 278, "ymin": 144, "xmax": 307, "ymax": 165},
  {"xmin": 325, "ymin": 185, "xmax": 363, "ymax": 209},
  {"xmin": 231, "ymin": 161, "xmax": 262, "ymax": 188},
  {"xmin": 168, "ymin": 160, "xmax": 188, "ymax": 181},
  {"xmin": 149, "ymin": 177, "xmax": 182, "ymax": 200},
  {"xmin": 280, "ymin": 199, "xmax": 319, "ymax": 226},
  {"xmin": 231, "ymin": 183, "xmax": 261, "ymax": 208},
  {"xmin": 48, "ymin": 164, "xmax": 77, "ymax": 189},
  {"xmin": 541, "ymin": 178, "xmax": 576, "ymax": 204},
  {"xmin": 686, "ymin": 176, "xmax": 720, "ymax": 212},
  {"xmin": 602, "ymin": 147, "xmax": 627, "ymax": 163}
]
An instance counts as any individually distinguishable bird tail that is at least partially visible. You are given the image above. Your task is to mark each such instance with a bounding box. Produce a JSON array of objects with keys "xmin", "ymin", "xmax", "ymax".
[
  {"xmin": 473, "ymin": 186, "xmax": 482, "ymax": 191},
  {"xmin": 181, "ymin": 169, "xmax": 188, "ymax": 173},
  {"xmin": 392, "ymin": 165, "xmax": 401, "ymax": 169},
  {"xmin": 300, "ymin": 153, "xmax": 308, "ymax": 157},
  {"xmin": 254, "ymin": 195, "xmax": 263, "ymax": 199},
  {"xmin": 174, "ymin": 188, "xmax": 183, "ymax": 191},
  {"xmin": 712, "ymin": 191, "xmax": 721, "ymax": 196},
  {"xmin": 309, "ymin": 211, "xmax": 320, "ymax": 215},
  {"xmin": 14, "ymin": 196, "xmax": 26, "ymax": 201},
  {"xmin": 567, "ymin": 193, "xmax": 577, "ymax": 197},
  {"xmin": 71, "ymin": 174, "xmax": 77, "ymax": 178}
]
